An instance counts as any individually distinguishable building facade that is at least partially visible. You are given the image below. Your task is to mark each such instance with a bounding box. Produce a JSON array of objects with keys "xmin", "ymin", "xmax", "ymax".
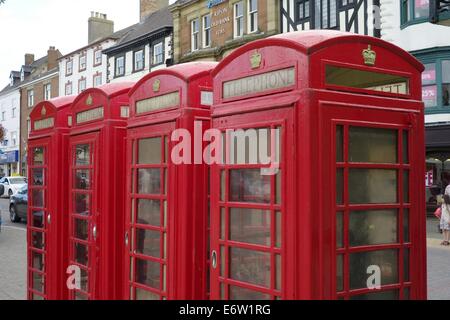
[
  {"xmin": 104, "ymin": 5, "xmax": 173, "ymax": 83},
  {"xmin": 0, "ymin": 75, "xmax": 21, "ymax": 176},
  {"xmin": 281, "ymin": 0, "xmax": 381, "ymax": 37},
  {"xmin": 19, "ymin": 47, "xmax": 61, "ymax": 175},
  {"xmin": 380, "ymin": 0, "xmax": 450, "ymax": 212},
  {"xmin": 59, "ymin": 13, "xmax": 134, "ymax": 96},
  {"xmin": 170, "ymin": 0, "xmax": 280, "ymax": 63}
]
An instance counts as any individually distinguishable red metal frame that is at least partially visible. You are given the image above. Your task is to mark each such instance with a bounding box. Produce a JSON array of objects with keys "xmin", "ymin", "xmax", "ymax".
[
  {"xmin": 211, "ymin": 30, "xmax": 426, "ymax": 300},
  {"xmin": 126, "ymin": 62, "xmax": 217, "ymax": 300},
  {"xmin": 27, "ymin": 96, "xmax": 75, "ymax": 300},
  {"xmin": 68, "ymin": 82, "xmax": 134, "ymax": 300}
]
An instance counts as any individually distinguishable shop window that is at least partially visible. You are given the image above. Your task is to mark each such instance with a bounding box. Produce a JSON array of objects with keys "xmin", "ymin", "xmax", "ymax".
[
  {"xmin": 401, "ymin": 0, "xmax": 430, "ymax": 26},
  {"xmin": 419, "ymin": 58, "xmax": 450, "ymax": 109},
  {"xmin": 422, "ymin": 63, "xmax": 437, "ymax": 108},
  {"xmin": 426, "ymin": 156, "xmax": 450, "ymax": 215}
]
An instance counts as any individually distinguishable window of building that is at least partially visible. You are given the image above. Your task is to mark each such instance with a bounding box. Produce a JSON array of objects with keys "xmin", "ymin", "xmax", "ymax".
[
  {"xmin": 27, "ymin": 89, "xmax": 34, "ymax": 107},
  {"xmin": 1, "ymin": 111, "xmax": 5, "ymax": 121},
  {"xmin": 248, "ymin": 0, "xmax": 258, "ymax": 33},
  {"xmin": 203, "ymin": 15, "xmax": 212, "ymax": 48},
  {"xmin": 340, "ymin": 0, "xmax": 355, "ymax": 7},
  {"xmin": 296, "ymin": 0, "xmax": 311, "ymax": 21},
  {"xmin": 134, "ymin": 49, "xmax": 145, "ymax": 71},
  {"xmin": 191, "ymin": 19, "xmax": 200, "ymax": 51},
  {"xmin": 93, "ymin": 73, "xmax": 102, "ymax": 88},
  {"xmin": 44, "ymin": 83, "xmax": 52, "ymax": 100},
  {"xmin": 66, "ymin": 59, "xmax": 73, "ymax": 76},
  {"xmin": 12, "ymin": 107, "xmax": 16, "ymax": 119},
  {"xmin": 11, "ymin": 132, "xmax": 17, "ymax": 146},
  {"xmin": 234, "ymin": 1, "xmax": 244, "ymax": 38},
  {"xmin": 315, "ymin": 0, "xmax": 338, "ymax": 29},
  {"xmin": 65, "ymin": 82, "xmax": 73, "ymax": 96},
  {"xmin": 79, "ymin": 52, "xmax": 87, "ymax": 71},
  {"xmin": 115, "ymin": 55, "xmax": 125, "ymax": 77},
  {"xmin": 153, "ymin": 42, "xmax": 164, "ymax": 65},
  {"xmin": 94, "ymin": 48, "xmax": 103, "ymax": 66},
  {"xmin": 419, "ymin": 57, "xmax": 450, "ymax": 109},
  {"xmin": 401, "ymin": 0, "xmax": 430, "ymax": 25},
  {"xmin": 79, "ymin": 78, "xmax": 87, "ymax": 93}
]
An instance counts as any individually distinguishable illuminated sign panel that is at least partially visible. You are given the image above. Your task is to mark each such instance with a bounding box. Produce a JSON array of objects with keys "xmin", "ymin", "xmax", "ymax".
[
  {"xmin": 34, "ymin": 117, "xmax": 55, "ymax": 130},
  {"xmin": 76, "ymin": 107, "xmax": 104, "ymax": 124},
  {"xmin": 136, "ymin": 92, "xmax": 180, "ymax": 114}
]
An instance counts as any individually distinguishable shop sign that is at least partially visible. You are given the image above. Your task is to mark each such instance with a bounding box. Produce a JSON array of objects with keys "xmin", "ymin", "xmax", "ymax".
[
  {"xmin": 76, "ymin": 107, "xmax": 104, "ymax": 124},
  {"xmin": 0, "ymin": 150, "xmax": 19, "ymax": 164},
  {"xmin": 136, "ymin": 91, "xmax": 180, "ymax": 114},
  {"xmin": 422, "ymin": 86, "xmax": 437, "ymax": 100},
  {"xmin": 422, "ymin": 69, "xmax": 436, "ymax": 83},
  {"xmin": 34, "ymin": 117, "xmax": 55, "ymax": 130},
  {"xmin": 207, "ymin": 0, "xmax": 227, "ymax": 8}
]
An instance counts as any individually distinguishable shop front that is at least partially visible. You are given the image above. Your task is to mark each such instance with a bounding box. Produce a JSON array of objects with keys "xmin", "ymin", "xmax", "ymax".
[
  {"xmin": 0, "ymin": 150, "xmax": 19, "ymax": 176},
  {"xmin": 210, "ymin": 30, "xmax": 427, "ymax": 299}
]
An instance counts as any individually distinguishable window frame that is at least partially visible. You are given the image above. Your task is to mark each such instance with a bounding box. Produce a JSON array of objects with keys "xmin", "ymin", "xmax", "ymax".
[
  {"xmin": 27, "ymin": 89, "xmax": 34, "ymax": 108},
  {"xmin": 295, "ymin": 0, "xmax": 312, "ymax": 23},
  {"xmin": 65, "ymin": 82, "xmax": 73, "ymax": 96},
  {"xmin": 400, "ymin": 0, "xmax": 430, "ymax": 28},
  {"xmin": 115, "ymin": 54, "xmax": 126, "ymax": 78},
  {"xmin": 203, "ymin": 14, "xmax": 212, "ymax": 48},
  {"xmin": 152, "ymin": 41, "xmax": 165, "ymax": 66},
  {"xmin": 234, "ymin": 1, "xmax": 244, "ymax": 38},
  {"xmin": 66, "ymin": 59, "xmax": 73, "ymax": 76},
  {"xmin": 133, "ymin": 48, "xmax": 145, "ymax": 72},
  {"xmin": 44, "ymin": 83, "xmax": 52, "ymax": 101},
  {"xmin": 94, "ymin": 48, "xmax": 103, "ymax": 66},
  {"xmin": 79, "ymin": 52, "xmax": 87, "ymax": 72},
  {"xmin": 93, "ymin": 73, "xmax": 102, "ymax": 88},
  {"xmin": 191, "ymin": 18, "xmax": 200, "ymax": 52},
  {"xmin": 247, "ymin": 0, "xmax": 258, "ymax": 34},
  {"xmin": 78, "ymin": 77, "xmax": 87, "ymax": 94}
]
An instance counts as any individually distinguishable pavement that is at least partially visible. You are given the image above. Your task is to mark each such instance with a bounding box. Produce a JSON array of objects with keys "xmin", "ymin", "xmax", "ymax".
[{"xmin": 0, "ymin": 197, "xmax": 449, "ymax": 300}]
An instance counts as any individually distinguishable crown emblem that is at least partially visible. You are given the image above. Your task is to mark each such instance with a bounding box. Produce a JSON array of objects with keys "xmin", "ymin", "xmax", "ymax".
[
  {"xmin": 153, "ymin": 79, "xmax": 161, "ymax": 93},
  {"xmin": 250, "ymin": 51, "xmax": 262, "ymax": 69},
  {"xmin": 86, "ymin": 95, "xmax": 93, "ymax": 106},
  {"xmin": 362, "ymin": 45, "xmax": 376, "ymax": 66},
  {"xmin": 41, "ymin": 106, "xmax": 47, "ymax": 116}
]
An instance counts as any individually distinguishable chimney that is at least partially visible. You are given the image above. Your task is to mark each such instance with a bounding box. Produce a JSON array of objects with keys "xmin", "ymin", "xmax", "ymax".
[
  {"xmin": 140, "ymin": 0, "xmax": 168, "ymax": 22},
  {"xmin": 47, "ymin": 46, "xmax": 59, "ymax": 70},
  {"xmin": 25, "ymin": 53, "xmax": 35, "ymax": 66},
  {"xmin": 88, "ymin": 12, "xmax": 114, "ymax": 44}
]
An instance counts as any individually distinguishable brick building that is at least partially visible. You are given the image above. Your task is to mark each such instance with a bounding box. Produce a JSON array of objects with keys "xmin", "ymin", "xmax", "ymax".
[
  {"xmin": 170, "ymin": 0, "xmax": 280, "ymax": 63},
  {"xmin": 19, "ymin": 47, "xmax": 61, "ymax": 175}
]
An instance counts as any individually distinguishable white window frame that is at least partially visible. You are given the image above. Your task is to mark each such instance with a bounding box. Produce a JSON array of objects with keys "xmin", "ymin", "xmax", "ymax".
[
  {"xmin": 65, "ymin": 82, "xmax": 73, "ymax": 96},
  {"xmin": 202, "ymin": 15, "xmax": 212, "ymax": 48},
  {"xmin": 79, "ymin": 78, "xmax": 87, "ymax": 93},
  {"xmin": 234, "ymin": 1, "xmax": 244, "ymax": 38},
  {"xmin": 191, "ymin": 19, "xmax": 200, "ymax": 51},
  {"xmin": 153, "ymin": 42, "xmax": 164, "ymax": 65},
  {"xmin": 66, "ymin": 59, "xmax": 73, "ymax": 75},
  {"xmin": 93, "ymin": 74, "xmax": 102, "ymax": 88},
  {"xmin": 134, "ymin": 49, "xmax": 145, "ymax": 71},
  {"xmin": 94, "ymin": 49, "xmax": 103, "ymax": 66},
  {"xmin": 44, "ymin": 83, "xmax": 51, "ymax": 100},
  {"xmin": 247, "ymin": 0, "xmax": 258, "ymax": 33},
  {"xmin": 79, "ymin": 53, "xmax": 87, "ymax": 71},
  {"xmin": 115, "ymin": 55, "xmax": 125, "ymax": 77},
  {"xmin": 27, "ymin": 90, "xmax": 34, "ymax": 107}
]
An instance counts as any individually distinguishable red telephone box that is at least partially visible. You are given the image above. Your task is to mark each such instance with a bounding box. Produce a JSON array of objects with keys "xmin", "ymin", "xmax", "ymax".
[
  {"xmin": 68, "ymin": 82, "xmax": 134, "ymax": 300},
  {"xmin": 27, "ymin": 96, "xmax": 75, "ymax": 300},
  {"xmin": 126, "ymin": 62, "xmax": 217, "ymax": 300},
  {"xmin": 210, "ymin": 30, "xmax": 426, "ymax": 300}
]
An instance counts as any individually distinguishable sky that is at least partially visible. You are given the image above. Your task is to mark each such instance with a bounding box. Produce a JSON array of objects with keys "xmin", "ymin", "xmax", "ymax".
[{"xmin": 0, "ymin": 0, "xmax": 176, "ymax": 89}]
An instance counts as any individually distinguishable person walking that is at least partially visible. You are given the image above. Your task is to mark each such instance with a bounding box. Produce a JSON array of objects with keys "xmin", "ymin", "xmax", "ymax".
[{"xmin": 440, "ymin": 194, "xmax": 450, "ymax": 246}]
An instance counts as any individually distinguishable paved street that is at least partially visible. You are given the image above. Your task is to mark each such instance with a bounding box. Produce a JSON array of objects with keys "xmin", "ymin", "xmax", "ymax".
[{"xmin": 0, "ymin": 197, "xmax": 449, "ymax": 300}]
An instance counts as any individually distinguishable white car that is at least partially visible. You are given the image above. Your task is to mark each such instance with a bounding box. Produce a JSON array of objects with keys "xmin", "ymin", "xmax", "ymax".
[{"xmin": 0, "ymin": 176, "xmax": 27, "ymax": 197}]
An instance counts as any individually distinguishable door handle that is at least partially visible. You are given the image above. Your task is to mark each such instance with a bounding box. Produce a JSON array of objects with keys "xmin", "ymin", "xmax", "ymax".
[
  {"xmin": 125, "ymin": 231, "xmax": 129, "ymax": 246},
  {"xmin": 47, "ymin": 214, "xmax": 51, "ymax": 225},
  {"xmin": 92, "ymin": 225, "xmax": 97, "ymax": 240},
  {"xmin": 211, "ymin": 250, "xmax": 218, "ymax": 270}
]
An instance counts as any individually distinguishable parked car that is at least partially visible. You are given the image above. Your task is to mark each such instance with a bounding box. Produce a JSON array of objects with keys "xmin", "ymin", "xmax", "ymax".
[
  {"xmin": 0, "ymin": 176, "xmax": 27, "ymax": 197},
  {"xmin": 9, "ymin": 185, "xmax": 28, "ymax": 223}
]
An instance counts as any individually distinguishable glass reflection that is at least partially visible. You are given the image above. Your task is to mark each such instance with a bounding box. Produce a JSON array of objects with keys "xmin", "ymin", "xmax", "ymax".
[
  {"xmin": 135, "ymin": 288, "xmax": 159, "ymax": 300},
  {"xmin": 349, "ymin": 210, "xmax": 398, "ymax": 246},
  {"xmin": 138, "ymin": 169, "xmax": 161, "ymax": 194},
  {"xmin": 349, "ymin": 127, "xmax": 398, "ymax": 163},
  {"xmin": 135, "ymin": 258, "xmax": 160, "ymax": 289},
  {"xmin": 32, "ymin": 231, "xmax": 44, "ymax": 249},
  {"xmin": 137, "ymin": 199, "xmax": 161, "ymax": 226},
  {"xmin": 349, "ymin": 169, "xmax": 397, "ymax": 204},
  {"xmin": 229, "ymin": 208, "xmax": 271, "ymax": 246},
  {"xmin": 139, "ymin": 138, "xmax": 162, "ymax": 164},
  {"xmin": 230, "ymin": 247, "xmax": 271, "ymax": 288},
  {"xmin": 33, "ymin": 211, "xmax": 44, "ymax": 228},
  {"xmin": 229, "ymin": 169, "xmax": 271, "ymax": 204},
  {"xmin": 76, "ymin": 144, "xmax": 90, "ymax": 166},
  {"xmin": 33, "ymin": 273, "xmax": 44, "ymax": 293},
  {"xmin": 75, "ymin": 219, "xmax": 89, "ymax": 240},
  {"xmin": 75, "ymin": 170, "xmax": 90, "ymax": 190},
  {"xmin": 74, "ymin": 242, "xmax": 89, "ymax": 266},
  {"xmin": 32, "ymin": 169, "xmax": 44, "ymax": 186},
  {"xmin": 74, "ymin": 193, "xmax": 90, "ymax": 215},
  {"xmin": 136, "ymin": 229, "xmax": 161, "ymax": 258},
  {"xmin": 33, "ymin": 147, "xmax": 44, "ymax": 165},
  {"xmin": 32, "ymin": 190, "xmax": 44, "ymax": 208},
  {"xmin": 32, "ymin": 252, "xmax": 44, "ymax": 271}
]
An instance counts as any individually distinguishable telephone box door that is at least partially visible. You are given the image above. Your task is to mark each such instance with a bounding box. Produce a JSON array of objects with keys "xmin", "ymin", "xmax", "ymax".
[
  {"xmin": 125, "ymin": 122, "xmax": 174, "ymax": 300},
  {"xmin": 210, "ymin": 107, "xmax": 295, "ymax": 300},
  {"xmin": 322, "ymin": 104, "xmax": 424, "ymax": 300},
  {"xmin": 28, "ymin": 139, "xmax": 51, "ymax": 300},
  {"xmin": 68, "ymin": 132, "xmax": 99, "ymax": 300}
]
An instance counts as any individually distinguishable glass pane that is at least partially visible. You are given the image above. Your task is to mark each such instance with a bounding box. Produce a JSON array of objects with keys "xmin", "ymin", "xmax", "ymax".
[
  {"xmin": 75, "ymin": 170, "xmax": 90, "ymax": 190},
  {"xmin": 404, "ymin": 248, "xmax": 410, "ymax": 282},
  {"xmin": 414, "ymin": 0, "xmax": 429, "ymax": 18},
  {"xmin": 350, "ymin": 290, "xmax": 399, "ymax": 300},
  {"xmin": 75, "ymin": 292, "xmax": 88, "ymax": 300},
  {"xmin": 336, "ymin": 125, "xmax": 343, "ymax": 162},
  {"xmin": 336, "ymin": 169, "xmax": 344, "ymax": 205},
  {"xmin": 221, "ymin": 170, "xmax": 226, "ymax": 201},
  {"xmin": 229, "ymin": 169, "xmax": 271, "ymax": 203},
  {"xmin": 349, "ymin": 249, "xmax": 399, "ymax": 290},
  {"xmin": 349, "ymin": 127, "xmax": 397, "ymax": 163},
  {"xmin": 276, "ymin": 170, "xmax": 281, "ymax": 204},
  {"xmin": 32, "ymin": 231, "xmax": 44, "ymax": 249},
  {"xmin": 32, "ymin": 211, "xmax": 44, "ymax": 228},
  {"xmin": 403, "ymin": 131, "xmax": 409, "ymax": 164},
  {"xmin": 32, "ymin": 273, "xmax": 44, "ymax": 293},
  {"xmin": 137, "ymin": 199, "xmax": 161, "ymax": 226},
  {"xmin": 229, "ymin": 208, "xmax": 271, "ymax": 246},
  {"xmin": 229, "ymin": 286, "xmax": 271, "ymax": 300},
  {"xmin": 220, "ymin": 208, "xmax": 226, "ymax": 240},
  {"xmin": 75, "ymin": 144, "xmax": 90, "ymax": 166},
  {"xmin": 139, "ymin": 138, "xmax": 162, "ymax": 164},
  {"xmin": 220, "ymin": 283, "xmax": 226, "ymax": 300},
  {"xmin": 135, "ymin": 288, "xmax": 159, "ymax": 300},
  {"xmin": 404, "ymin": 287, "xmax": 410, "ymax": 300},
  {"xmin": 422, "ymin": 85, "xmax": 437, "ymax": 108},
  {"xmin": 32, "ymin": 169, "xmax": 44, "ymax": 186},
  {"xmin": 136, "ymin": 229, "xmax": 160, "ymax": 258},
  {"xmin": 404, "ymin": 171, "xmax": 410, "ymax": 203},
  {"xmin": 220, "ymin": 246, "xmax": 225, "ymax": 277},
  {"xmin": 349, "ymin": 210, "xmax": 398, "ymax": 246},
  {"xmin": 443, "ymin": 60, "xmax": 450, "ymax": 83},
  {"xmin": 276, "ymin": 254, "xmax": 282, "ymax": 291},
  {"xmin": 32, "ymin": 252, "xmax": 44, "ymax": 271},
  {"xmin": 80, "ymin": 269, "xmax": 88, "ymax": 292},
  {"xmin": 32, "ymin": 190, "xmax": 44, "ymax": 208},
  {"xmin": 404, "ymin": 209, "xmax": 410, "ymax": 243},
  {"xmin": 75, "ymin": 219, "xmax": 89, "ymax": 240},
  {"xmin": 74, "ymin": 193, "xmax": 90, "ymax": 215},
  {"xmin": 422, "ymin": 63, "xmax": 436, "ymax": 85},
  {"xmin": 135, "ymin": 258, "xmax": 160, "ymax": 289},
  {"xmin": 337, "ymin": 254, "xmax": 344, "ymax": 292},
  {"xmin": 336, "ymin": 212, "xmax": 343, "ymax": 248},
  {"xmin": 138, "ymin": 169, "xmax": 161, "ymax": 194},
  {"xmin": 326, "ymin": 65, "xmax": 409, "ymax": 95},
  {"xmin": 442, "ymin": 84, "xmax": 450, "ymax": 107},
  {"xmin": 276, "ymin": 211, "xmax": 282, "ymax": 248},
  {"xmin": 349, "ymin": 169, "xmax": 397, "ymax": 204},
  {"xmin": 230, "ymin": 247, "xmax": 271, "ymax": 288},
  {"xmin": 33, "ymin": 147, "xmax": 44, "ymax": 165},
  {"xmin": 74, "ymin": 242, "xmax": 89, "ymax": 266}
]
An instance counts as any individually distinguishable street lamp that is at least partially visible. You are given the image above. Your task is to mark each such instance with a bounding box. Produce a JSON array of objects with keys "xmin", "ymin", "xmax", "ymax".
[{"xmin": 430, "ymin": 0, "xmax": 450, "ymax": 25}]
